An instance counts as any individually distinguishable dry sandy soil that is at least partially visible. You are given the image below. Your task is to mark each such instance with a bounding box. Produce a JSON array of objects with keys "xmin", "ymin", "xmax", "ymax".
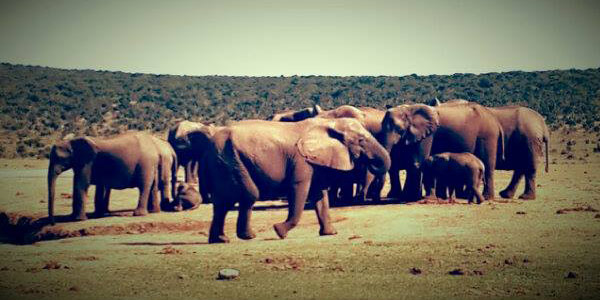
[{"xmin": 0, "ymin": 128, "xmax": 599, "ymax": 299}]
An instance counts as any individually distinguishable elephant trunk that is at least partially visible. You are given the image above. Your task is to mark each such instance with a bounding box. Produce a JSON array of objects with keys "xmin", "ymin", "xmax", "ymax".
[
  {"xmin": 366, "ymin": 138, "xmax": 391, "ymax": 176},
  {"xmin": 47, "ymin": 163, "xmax": 60, "ymax": 225}
]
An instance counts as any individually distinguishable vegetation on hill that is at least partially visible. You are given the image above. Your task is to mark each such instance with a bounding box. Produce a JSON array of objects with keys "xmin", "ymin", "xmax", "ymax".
[{"xmin": 0, "ymin": 62, "xmax": 598, "ymax": 158}]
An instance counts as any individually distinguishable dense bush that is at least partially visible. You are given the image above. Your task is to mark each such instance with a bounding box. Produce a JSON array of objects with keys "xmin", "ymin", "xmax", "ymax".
[{"xmin": 0, "ymin": 63, "xmax": 598, "ymax": 158}]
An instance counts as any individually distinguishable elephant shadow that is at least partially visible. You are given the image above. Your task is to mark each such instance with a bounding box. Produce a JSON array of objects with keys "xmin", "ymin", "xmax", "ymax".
[{"xmin": 250, "ymin": 197, "xmax": 416, "ymax": 211}]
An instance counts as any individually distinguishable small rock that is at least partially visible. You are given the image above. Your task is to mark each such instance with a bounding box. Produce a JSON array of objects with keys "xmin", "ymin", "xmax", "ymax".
[
  {"xmin": 69, "ymin": 286, "xmax": 79, "ymax": 292},
  {"xmin": 15, "ymin": 191, "xmax": 23, "ymax": 196},
  {"xmin": 264, "ymin": 258, "xmax": 273, "ymax": 264},
  {"xmin": 217, "ymin": 268, "xmax": 240, "ymax": 280},
  {"xmin": 504, "ymin": 258, "xmax": 514, "ymax": 265},
  {"xmin": 448, "ymin": 269, "xmax": 464, "ymax": 275},
  {"xmin": 409, "ymin": 267, "xmax": 422, "ymax": 275},
  {"xmin": 565, "ymin": 271, "xmax": 577, "ymax": 279},
  {"xmin": 523, "ymin": 258, "xmax": 530, "ymax": 263},
  {"xmin": 595, "ymin": 214, "xmax": 600, "ymax": 219},
  {"xmin": 177, "ymin": 273, "xmax": 187, "ymax": 280},
  {"xmin": 473, "ymin": 270, "xmax": 484, "ymax": 276},
  {"xmin": 516, "ymin": 211, "xmax": 527, "ymax": 215}
]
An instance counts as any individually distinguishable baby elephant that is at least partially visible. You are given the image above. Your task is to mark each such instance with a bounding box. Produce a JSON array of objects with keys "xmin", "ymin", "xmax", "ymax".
[
  {"xmin": 422, "ymin": 152, "xmax": 485, "ymax": 204},
  {"xmin": 171, "ymin": 182, "xmax": 201, "ymax": 211}
]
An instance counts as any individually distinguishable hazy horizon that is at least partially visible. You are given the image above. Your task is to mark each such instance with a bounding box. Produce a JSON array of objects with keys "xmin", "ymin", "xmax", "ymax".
[{"xmin": 1, "ymin": 0, "xmax": 599, "ymax": 76}]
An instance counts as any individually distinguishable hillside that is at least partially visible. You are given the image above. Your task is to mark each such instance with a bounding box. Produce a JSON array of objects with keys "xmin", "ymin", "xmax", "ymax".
[{"xmin": 0, "ymin": 63, "xmax": 599, "ymax": 158}]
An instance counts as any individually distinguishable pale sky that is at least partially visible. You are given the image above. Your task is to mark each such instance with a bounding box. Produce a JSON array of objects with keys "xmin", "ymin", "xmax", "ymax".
[{"xmin": 1, "ymin": 0, "xmax": 599, "ymax": 76}]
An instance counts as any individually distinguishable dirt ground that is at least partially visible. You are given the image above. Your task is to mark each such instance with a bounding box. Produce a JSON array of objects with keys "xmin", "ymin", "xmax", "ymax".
[{"xmin": 0, "ymin": 128, "xmax": 599, "ymax": 299}]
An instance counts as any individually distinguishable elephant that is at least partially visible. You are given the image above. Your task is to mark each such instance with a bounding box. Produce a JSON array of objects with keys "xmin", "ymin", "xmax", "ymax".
[
  {"xmin": 166, "ymin": 182, "xmax": 201, "ymax": 211},
  {"xmin": 422, "ymin": 152, "xmax": 485, "ymax": 204},
  {"xmin": 47, "ymin": 132, "xmax": 161, "ymax": 224},
  {"xmin": 149, "ymin": 136, "xmax": 178, "ymax": 212},
  {"xmin": 432, "ymin": 99, "xmax": 549, "ymax": 199},
  {"xmin": 189, "ymin": 117, "xmax": 391, "ymax": 243},
  {"xmin": 168, "ymin": 120, "xmax": 222, "ymax": 203},
  {"xmin": 168, "ymin": 120, "xmax": 209, "ymax": 184}
]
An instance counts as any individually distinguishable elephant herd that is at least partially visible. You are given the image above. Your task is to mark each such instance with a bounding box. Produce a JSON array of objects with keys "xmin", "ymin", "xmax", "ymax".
[{"xmin": 47, "ymin": 99, "xmax": 549, "ymax": 243}]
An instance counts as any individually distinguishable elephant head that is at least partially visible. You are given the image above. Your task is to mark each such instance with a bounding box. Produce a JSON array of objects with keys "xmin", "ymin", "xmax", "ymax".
[
  {"xmin": 47, "ymin": 137, "xmax": 98, "ymax": 224},
  {"xmin": 297, "ymin": 118, "xmax": 391, "ymax": 176},
  {"xmin": 168, "ymin": 120, "xmax": 208, "ymax": 151},
  {"xmin": 381, "ymin": 104, "xmax": 439, "ymax": 151},
  {"xmin": 268, "ymin": 104, "xmax": 323, "ymax": 122}
]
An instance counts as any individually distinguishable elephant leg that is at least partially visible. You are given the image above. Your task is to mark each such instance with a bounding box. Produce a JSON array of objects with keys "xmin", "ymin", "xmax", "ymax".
[
  {"xmin": 481, "ymin": 141, "xmax": 497, "ymax": 201},
  {"xmin": 366, "ymin": 173, "xmax": 384, "ymax": 201},
  {"xmin": 184, "ymin": 160, "xmax": 195, "ymax": 184},
  {"xmin": 403, "ymin": 167, "xmax": 423, "ymax": 201},
  {"xmin": 327, "ymin": 187, "xmax": 339, "ymax": 205},
  {"xmin": 208, "ymin": 198, "xmax": 234, "ymax": 243},
  {"xmin": 72, "ymin": 167, "xmax": 91, "ymax": 221},
  {"xmin": 387, "ymin": 169, "xmax": 402, "ymax": 199},
  {"xmin": 500, "ymin": 170, "xmax": 523, "ymax": 199},
  {"xmin": 148, "ymin": 172, "xmax": 161, "ymax": 213},
  {"xmin": 519, "ymin": 170, "xmax": 537, "ymax": 200},
  {"xmin": 274, "ymin": 180, "xmax": 310, "ymax": 239},
  {"xmin": 93, "ymin": 185, "xmax": 109, "ymax": 217},
  {"xmin": 448, "ymin": 185, "xmax": 456, "ymax": 204},
  {"xmin": 236, "ymin": 199, "xmax": 257, "ymax": 240},
  {"xmin": 339, "ymin": 181, "xmax": 354, "ymax": 203},
  {"xmin": 313, "ymin": 190, "xmax": 337, "ymax": 236},
  {"xmin": 191, "ymin": 159, "xmax": 200, "ymax": 184},
  {"xmin": 435, "ymin": 178, "xmax": 448, "ymax": 200},
  {"xmin": 133, "ymin": 168, "xmax": 154, "ymax": 216}
]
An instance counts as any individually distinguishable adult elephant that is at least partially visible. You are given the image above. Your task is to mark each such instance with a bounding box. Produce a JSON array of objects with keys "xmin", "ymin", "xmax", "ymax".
[
  {"xmin": 410, "ymin": 100, "xmax": 504, "ymax": 200},
  {"xmin": 190, "ymin": 118, "xmax": 391, "ymax": 243},
  {"xmin": 47, "ymin": 132, "xmax": 161, "ymax": 224},
  {"xmin": 433, "ymin": 99, "xmax": 549, "ymax": 199},
  {"xmin": 168, "ymin": 120, "xmax": 213, "ymax": 184}
]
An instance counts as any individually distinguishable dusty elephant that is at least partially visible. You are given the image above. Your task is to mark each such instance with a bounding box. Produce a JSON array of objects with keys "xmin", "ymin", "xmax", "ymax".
[
  {"xmin": 422, "ymin": 152, "xmax": 485, "ymax": 204},
  {"xmin": 168, "ymin": 120, "xmax": 211, "ymax": 184},
  {"xmin": 432, "ymin": 99, "xmax": 549, "ymax": 199},
  {"xmin": 190, "ymin": 118, "xmax": 391, "ymax": 243},
  {"xmin": 165, "ymin": 182, "xmax": 201, "ymax": 211},
  {"xmin": 47, "ymin": 132, "xmax": 161, "ymax": 224}
]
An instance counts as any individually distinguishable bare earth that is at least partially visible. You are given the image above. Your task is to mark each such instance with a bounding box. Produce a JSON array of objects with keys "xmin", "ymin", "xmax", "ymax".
[{"xmin": 0, "ymin": 129, "xmax": 599, "ymax": 299}]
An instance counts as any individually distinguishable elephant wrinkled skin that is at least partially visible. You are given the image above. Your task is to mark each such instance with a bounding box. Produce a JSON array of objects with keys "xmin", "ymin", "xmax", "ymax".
[{"xmin": 192, "ymin": 118, "xmax": 391, "ymax": 243}]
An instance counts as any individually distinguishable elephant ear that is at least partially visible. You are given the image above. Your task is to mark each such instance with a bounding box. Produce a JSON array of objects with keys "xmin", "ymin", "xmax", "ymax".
[
  {"xmin": 296, "ymin": 122, "xmax": 353, "ymax": 171},
  {"xmin": 70, "ymin": 137, "xmax": 98, "ymax": 166},
  {"xmin": 405, "ymin": 105, "xmax": 439, "ymax": 144}
]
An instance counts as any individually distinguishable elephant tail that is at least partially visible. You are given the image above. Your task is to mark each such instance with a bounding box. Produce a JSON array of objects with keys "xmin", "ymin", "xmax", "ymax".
[
  {"xmin": 543, "ymin": 127, "xmax": 550, "ymax": 173},
  {"xmin": 497, "ymin": 123, "xmax": 505, "ymax": 162}
]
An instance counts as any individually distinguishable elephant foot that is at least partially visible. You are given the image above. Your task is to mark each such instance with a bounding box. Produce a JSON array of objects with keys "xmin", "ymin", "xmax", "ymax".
[
  {"xmin": 319, "ymin": 225, "xmax": 337, "ymax": 236},
  {"xmin": 173, "ymin": 204, "xmax": 183, "ymax": 212},
  {"xmin": 354, "ymin": 193, "xmax": 366, "ymax": 203},
  {"xmin": 483, "ymin": 193, "xmax": 495, "ymax": 201},
  {"xmin": 148, "ymin": 207, "xmax": 161, "ymax": 214},
  {"xmin": 237, "ymin": 229, "xmax": 257, "ymax": 240},
  {"xmin": 386, "ymin": 189, "xmax": 401, "ymax": 199},
  {"xmin": 208, "ymin": 234, "xmax": 230, "ymax": 244},
  {"xmin": 133, "ymin": 208, "xmax": 148, "ymax": 217},
  {"xmin": 273, "ymin": 223, "xmax": 290, "ymax": 239},
  {"xmin": 92, "ymin": 211, "xmax": 110, "ymax": 218},
  {"xmin": 72, "ymin": 213, "xmax": 88, "ymax": 222},
  {"xmin": 499, "ymin": 189, "xmax": 515, "ymax": 199},
  {"xmin": 518, "ymin": 193, "xmax": 536, "ymax": 200}
]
